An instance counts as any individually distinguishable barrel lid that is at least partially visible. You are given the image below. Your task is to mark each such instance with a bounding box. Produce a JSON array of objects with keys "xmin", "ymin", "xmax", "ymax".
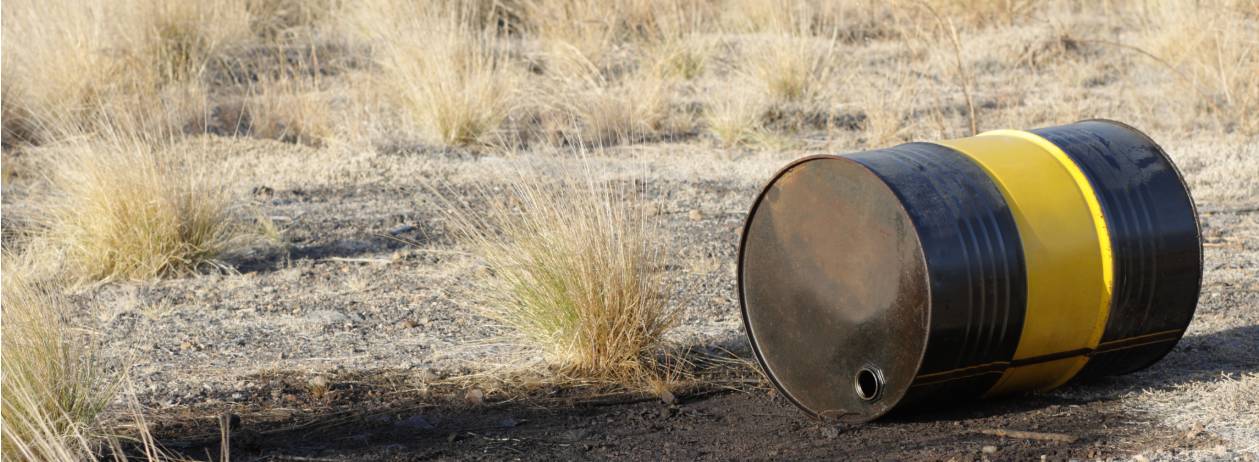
[{"xmin": 739, "ymin": 155, "xmax": 929, "ymax": 422}]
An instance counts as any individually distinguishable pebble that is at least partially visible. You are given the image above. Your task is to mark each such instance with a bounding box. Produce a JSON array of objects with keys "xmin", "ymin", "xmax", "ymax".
[
  {"xmin": 1185, "ymin": 423, "xmax": 1203, "ymax": 439},
  {"xmin": 414, "ymin": 368, "xmax": 438, "ymax": 382},
  {"xmin": 305, "ymin": 310, "xmax": 353, "ymax": 324},
  {"xmin": 688, "ymin": 209, "xmax": 704, "ymax": 221},
  {"xmin": 820, "ymin": 425, "xmax": 840, "ymax": 439},
  {"xmin": 465, "ymin": 388, "xmax": 484, "ymax": 405},
  {"xmin": 659, "ymin": 390, "xmax": 677, "ymax": 405},
  {"xmin": 981, "ymin": 445, "xmax": 998, "ymax": 454},
  {"xmin": 389, "ymin": 224, "xmax": 416, "ymax": 236}
]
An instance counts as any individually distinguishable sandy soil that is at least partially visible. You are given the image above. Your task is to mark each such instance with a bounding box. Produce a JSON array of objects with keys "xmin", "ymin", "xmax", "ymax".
[{"xmin": 27, "ymin": 130, "xmax": 1251, "ymax": 459}]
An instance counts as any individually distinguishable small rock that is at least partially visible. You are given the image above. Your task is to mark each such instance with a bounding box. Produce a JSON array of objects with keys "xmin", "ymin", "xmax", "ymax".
[
  {"xmin": 389, "ymin": 224, "xmax": 416, "ymax": 236},
  {"xmin": 465, "ymin": 388, "xmax": 484, "ymax": 405},
  {"xmin": 1132, "ymin": 454, "xmax": 1149, "ymax": 462},
  {"xmin": 398, "ymin": 415, "xmax": 434, "ymax": 430},
  {"xmin": 688, "ymin": 209, "xmax": 704, "ymax": 221},
  {"xmin": 305, "ymin": 310, "xmax": 351, "ymax": 325},
  {"xmin": 659, "ymin": 390, "xmax": 677, "ymax": 405},
  {"xmin": 414, "ymin": 368, "xmax": 438, "ymax": 382},
  {"xmin": 982, "ymin": 445, "xmax": 998, "ymax": 454},
  {"xmin": 497, "ymin": 417, "xmax": 522, "ymax": 428},
  {"xmin": 180, "ymin": 341, "xmax": 194, "ymax": 351},
  {"xmin": 558, "ymin": 429, "xmax": 589, "ymax": 442},
  {"xmin": 1185, "ymin": 423, "xmax": 1203, "ymax": 439},
  {"xmin": 820, "ymin": 425, "xmax": 840, "ymax": 439}
]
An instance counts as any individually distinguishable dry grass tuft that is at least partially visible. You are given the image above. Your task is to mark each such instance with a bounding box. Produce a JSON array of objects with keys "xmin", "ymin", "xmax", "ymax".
[
  {"xmin": 648, "ymin": 40, "xmax": 710, "ymax": 81},
  {"xmin": 128, "ymin": 1, "xmax": 249, "ymax": 87},
  {"xmin": 541, "ymin": 65, "xmax": 673, "ymax": 146},
  {"xmin": 445, "ymin": 160, "xmax": 680, "ymax": 386},
  {"xmin": 858, "ymin": 63, "xmax": 925, "ymax": 145},
  {"xmin": 347, "ymin": 0, "xmax": 521, "ymax": 147},
  {"xmin": 245, "ymin": 72, "xmax": 333, "ymax": 147},
  {"xmin": 742, "ymin": 35, "xmax": 841, "ymax": 104},
  {"xmin": 244, "ymin": 0, "xmax": 334, "ymax": 41},
  {"xmin": 0, "ymin": 259, "xmax": 113, "ymax": 460},
  {"xmin": 720, "ymin": 0, "xmax": 839, "ymax": 35},
  {"xmin": 704, "ymin": 90, "xmax": 766, "ymax": 147},
  {"xmin": 524, "ymin": 0, "xmax": 622, "ymax": 70},
  {"xmin": 36, "ymin": 128, "xmax": 243, "ymax": 283}
]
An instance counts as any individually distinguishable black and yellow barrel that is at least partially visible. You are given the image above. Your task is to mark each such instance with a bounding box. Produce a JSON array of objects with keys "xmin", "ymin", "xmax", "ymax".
[{"xmin": 737, "ymin": 120, "xmax": 1201, "ymax": 422}]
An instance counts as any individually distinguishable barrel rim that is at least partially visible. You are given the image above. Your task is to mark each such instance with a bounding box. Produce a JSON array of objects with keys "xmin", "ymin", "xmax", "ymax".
[{"xmin": 736, "ymin": 153, "xmax": 932, "ymax": 422}]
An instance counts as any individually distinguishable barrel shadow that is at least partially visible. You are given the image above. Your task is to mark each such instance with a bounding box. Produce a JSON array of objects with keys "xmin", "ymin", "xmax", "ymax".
[
  {"xmin": 131, "ymin": 324, "xmax": 1255, "ymax": 460},
  {"xmin": 886, "ymin": 323, "xmax": 1259, "ymax": 423}
]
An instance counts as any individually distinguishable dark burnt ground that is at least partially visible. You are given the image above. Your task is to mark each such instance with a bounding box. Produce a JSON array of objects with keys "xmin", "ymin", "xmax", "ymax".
[{"xmin": 137, "ymin": 371, "xmax": 1215, "ymax": 461}]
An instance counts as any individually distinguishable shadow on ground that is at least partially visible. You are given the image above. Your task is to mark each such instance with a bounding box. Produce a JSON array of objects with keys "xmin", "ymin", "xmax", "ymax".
[{"xmin": 135, "ymin": 325, "xmax": 1255, "ymax": 461}]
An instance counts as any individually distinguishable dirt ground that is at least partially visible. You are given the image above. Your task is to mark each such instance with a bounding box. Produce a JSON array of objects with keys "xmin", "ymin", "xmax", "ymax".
[{"xmin": 18, "ymin": 132, "xmax": 1243, "ymax": 460}]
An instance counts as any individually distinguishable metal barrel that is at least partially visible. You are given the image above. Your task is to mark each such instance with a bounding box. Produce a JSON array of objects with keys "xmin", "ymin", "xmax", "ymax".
[{"xmin": 737, "ymin": 119, "xmax": 1201, "ymax": 423}]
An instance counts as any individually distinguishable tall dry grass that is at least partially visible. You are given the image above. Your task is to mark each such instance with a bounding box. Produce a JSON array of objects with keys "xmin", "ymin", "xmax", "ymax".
[
  {"xmin": 6, "ymin": 0, "xmax": 1257, "ymax": 150},
  {"xmin": 1142, "ymin": 1, "xmax": 1259, "ymax": 135},
  {"xmin": 343, "ymin": 0, "xmax": 522, "ymax": 147},
  {"xmin": 0, "ymin": 0, "xmax": 251, "ymax": 142},
  {"xmin": 444, "ymin": 162, "xmax": 680, "ymax": 385},
  {"xmin": 1, "ymin": 255, "xmax": 184, "ymax": 460},
  {"xmin": 1, "ymin": 259, "xmax": 113, "ymax": 459}
]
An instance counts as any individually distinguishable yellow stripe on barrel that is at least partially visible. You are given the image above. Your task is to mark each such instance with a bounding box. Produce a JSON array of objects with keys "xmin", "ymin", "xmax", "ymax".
[{"xmin": 935, "ymin": 130, "xmax": 1113, "ymax": 394}]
